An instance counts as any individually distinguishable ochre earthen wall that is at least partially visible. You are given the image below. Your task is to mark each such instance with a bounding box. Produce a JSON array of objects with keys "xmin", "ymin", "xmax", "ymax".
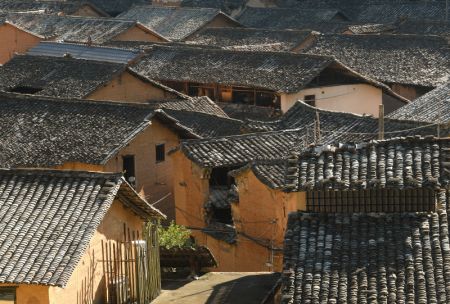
[
  {"xmin": 49, "ymin": 200, "xmax": 144, "ymax": 304},
  {"xmin": 86, "ymin": 71, "xmax": 177, "ymax": 103},
  {"xmin": 0, "ymin": 23, "xmax": 41, "ymax": 64}
]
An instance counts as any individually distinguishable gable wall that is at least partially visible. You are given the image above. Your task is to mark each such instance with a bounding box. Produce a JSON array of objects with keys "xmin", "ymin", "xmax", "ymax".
[
  {"xmin": 73, "ymin": 5, "xmax": 105, "ymax": 17},
  {"xmin": 280, "ymin": 84, "xmax": 384, "ymax": 116},
  {"xmin": 49, "ymin": 199, "xmax": 144, "ymax": 304},
  {"xmin": 0, "ymin": 23, "xmax": 42, "ymax": 64},
  {"xmin": 86, "ymin": 71, "xmax": 178, "ymax": 103},
  {"xmin": 104, "ymin": 120, "xmax": 180, "ymax": 220},
  {"xmin": 55, "ymin": 121, "xmax": 180, "ymax": 221},
  {"xmin": 112, "ymin": 26, "xmax": 166, "ymax": 42}
]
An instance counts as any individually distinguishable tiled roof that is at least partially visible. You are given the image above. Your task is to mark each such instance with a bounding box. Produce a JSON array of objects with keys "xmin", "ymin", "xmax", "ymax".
[
  {"xmin": 302, "ymin": 33, "xmax": 450, "ymax": 87},
  {"xmin": 180, "ymin": 0, "xmax": 246, "ymax": 15},
  {"xmin": 236, "ymin": 7, "xmax": 349, "ymax": 29},
  {"xmin": 0, "ymin": 169, "xmax": 161, "ymax": 287},
  {"xmin": 0, "ymin": 92, "xmax": 232, "ymax": 168},
  {"xmin": 0, "ymin": 0, "xmax": 107, "ymax": 16},
  {"xmin": 347, "ymin": 22, "xmax": 397, "ymax": 34},
  {"xmin": 388, "ymin": 83, "xmax": 450, "ymax": 124},
  {"xmin": 117, "ymin": 6, "xmax": 240, "ymax": 41},
  {"xmin": 3, "ymin": 12, "xmax": 151, "ymax": 43},
  {"xmin": 355, "ymin": 2, "xmax": 449, "ymax": 23},
  {"xmin": 131, "ymin": 45, "xmax": 399, "ymax": 95},
  {"xmin": 179, "ymin": 128, "xmax": 309, "ymax": 168},
  {"xmin": 0, "ymin": 55, "xmax": 127, "ymax": 99},
  {"xmin": 281, "ymin": 211, "xmax": 450, "ymax": 304},
  {"xmin": 185, "ymin": 27, "xmax": 314, "ymax": 52},
  {"xmin": 217, "ymin": 102, "xmax": 281, "ymax": 121},
  {"xmin": 393, "ymin": 19, "xmax": 450, "ymax": 38},
  {"xmin": 79, "ymin": 0, "xmax": 149, "ymax": 16},
  {"xmin": 245, "ymin": 101, "xmax": 443, "ymax": 141},
  {"xmin": 152, "ymin": 109, "xmax": 243, "ymax": 138},
  {"xmin": 156, "ymin": 96, "xmax": 228, "ymax": 117},
  {"xmin": 287, "ymin": 136, "xmax": 450, "ymax": 192},
  {"xmin": 27, "ymin": 42, "xmax": 140, "ymax": 64}
]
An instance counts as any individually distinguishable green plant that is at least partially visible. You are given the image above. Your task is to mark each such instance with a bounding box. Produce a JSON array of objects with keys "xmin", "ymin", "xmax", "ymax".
[{"xmin": 158, "ymin": 221, "xmax": 194, "ymax": 249}]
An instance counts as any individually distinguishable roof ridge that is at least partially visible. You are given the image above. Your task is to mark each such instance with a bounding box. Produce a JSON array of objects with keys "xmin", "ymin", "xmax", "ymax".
[
  {"xmin": 0, "ymin": 90, "xmax": 156, "ymax": 109},
  {"xmin": 180, "ymin": 127, "xmax": 306, "ymax": 145},
  {"xmin": 0, "ymin": 168, "xmax": 123, "ymax": 179}
]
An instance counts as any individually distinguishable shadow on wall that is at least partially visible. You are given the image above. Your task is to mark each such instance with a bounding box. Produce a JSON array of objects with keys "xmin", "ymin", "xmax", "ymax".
[{"xmin": 206, "ymin": 273, "xmax": 281, "ymax": 304}]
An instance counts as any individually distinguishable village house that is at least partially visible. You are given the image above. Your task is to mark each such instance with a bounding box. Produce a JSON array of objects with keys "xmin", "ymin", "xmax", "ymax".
[
  {"xmin": 185, "ymin": 27, "xmax": 317, "ymax": 52},
  {"xmin": 170, "ymin": 109, "xmax": 441, "ymax": 271},
  {"xmin": 117, "ymin": 5, "xmax": 241, "ymax": 41},
  {"xmin": 279, "ymin": 136, "xmax": 450, "ymax": 303},
  {"xmin": 0, "ymin": 168, "xmax": 165, "ymax": 304},
  {"xmin": 0, "ymin": 0, "xmax": 108, "ymax": 17},
  {"xmin": 0, "ymin": 91, "xmax": 241, "ymax": 220},
  {"xmin": 0, "ymin": 12, "xmax": 167, "ymax": 64},
  {"xmin": 0, "ymin": 53, "xmax": 181, "ymax": 102},
  {"xmin": 131, "ymin": 45, "xmax": 408, "ymax": 116},
  {"xmin": 301, "ymin": 33, "xmax": 450, "ymax": 100},
  {"xmin": 388, "ymin": 82, "xmax": 450, "ymax": 126}
]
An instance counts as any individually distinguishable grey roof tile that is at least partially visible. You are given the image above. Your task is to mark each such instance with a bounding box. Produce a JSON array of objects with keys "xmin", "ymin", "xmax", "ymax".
[
  {"xmin": 3, "ymin": 12, "xmax": 148, "ymax": 43},
  {"xmin": 236, "ymin": 7, "xmax": 349, "ymax": 29},
  {"xmin": 281, "ymin": 211, "xmax": 450, "ymax": 303},
  {"xmin": 0, "ymin": 168, "xmax": 159, "ymax": 287},
  {"xmin": 302, "ymin": 33, "xmax": 450, "ymax": 87},
  {"xmin": 0, "ymin": 92, "xmax": 234, "ymax": 168},
  {"xmin": 117, "ymin": 5, "xmax": 239, "ymax": 41},
  {"xmin": 0, "ymin": 55, "xmax": 127, "ymax": 99},
  {"xmin": 388, "ymin": 83, "xmax": 450, "ymax": 124},
  {"xmin": 185, "ymin": 27, "xmax": 314, "ymax": 52}
]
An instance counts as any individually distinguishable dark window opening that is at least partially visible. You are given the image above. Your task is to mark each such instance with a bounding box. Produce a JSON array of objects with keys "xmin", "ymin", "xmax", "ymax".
[
  {"xmin": 211, "ymin": 206, "xmax": 233, "ymax": 224},
  {"xmin": 232, "ymin": 90, "xmax": 254, "ymax": 105},
  {"xmin": 255, "ymin": 92, "xmax": 277, "ymax": 107},
  {"xmin": 156, "ymin": 144, "xmax": 165, "ymax": 163},
  {"xmin": 122, "ymin": 155, "xmax": 136, "ymax": 186},
  {"xmin": 0, "ymin": 287, "xmax": 16, "ymax": 303},
  {"xmin": 9, "ymin": 86, "xmax": 43, "ymax": 94},
  {"xmin": 209, "ymin": 167, "xmax": 235, "ymax": 187},
  {"xmin": 304, "ymin": 95, "xmax": 316, "ymax": 107}
]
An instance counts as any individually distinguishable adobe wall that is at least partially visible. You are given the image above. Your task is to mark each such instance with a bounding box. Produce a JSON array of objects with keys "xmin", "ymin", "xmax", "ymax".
[
  {"xmin": 104, "ymin": 120, "xmax": 180, "ymax": 220},
  {"xmin": 390, "ymin": 83, "xmax": 418, "ymax": 101},
  {"xmin": 49, "ymin": 200, "xmax": 144, "ymax": 304},
  {"xmin": 173, "ymin": 150, "xmax": 209, "ymax": 228},
  {"xmin": 86, "ymin": 71, "xmax": 178, "ymax": 103},
  {"xmin": 0, "ymin": 284, "xmax": 49, "ymax": 304},
  {"xmin": 280, "ymin": 83, "xmax": 384, "ymax": 116},
  {"xmin": 172, "ymin": 154, "xmax": 306, "ymax": 272},
  {"xmin": 0, "ymin": 23, "xmax": 41, "ymax": 64},
  {"xmin": 112, "ymin": 26, "xmax": 167, "ymax": 43}
]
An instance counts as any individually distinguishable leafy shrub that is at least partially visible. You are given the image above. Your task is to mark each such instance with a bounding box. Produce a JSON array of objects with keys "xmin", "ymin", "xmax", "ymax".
[{"xmin": 158, "ymin": 221, "xmax": 194, "ymax": 249}]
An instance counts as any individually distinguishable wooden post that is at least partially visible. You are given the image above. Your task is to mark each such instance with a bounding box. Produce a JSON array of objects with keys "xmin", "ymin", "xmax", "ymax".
[
  {"xmin": 315, "ymin": 110, "xmax": 321, "ymax": 144},
  {"xmin": 378, "ymin": 104, "xmax": 384, "ymax": 140}
]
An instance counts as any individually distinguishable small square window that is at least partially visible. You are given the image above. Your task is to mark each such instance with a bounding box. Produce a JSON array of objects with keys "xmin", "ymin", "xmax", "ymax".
[
  {"xmin": 0, "ymin": 287, "xmax": 16, "ymax": 303},
  {"xmin": 156, "ymin": 144, "xmax": 165, "ymax": 163}
]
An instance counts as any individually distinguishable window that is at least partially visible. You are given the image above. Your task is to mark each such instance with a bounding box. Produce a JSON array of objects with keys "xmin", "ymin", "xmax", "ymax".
[
  {"xmin": 0, "ymin": 287, "xmax": 16, "ymax": 304},
  {"xmin": 122, "ymin": 155, "xmax": 135, "ymax": 186},
  {"xmin": 304, "ymin": 95, "xmax": 316, "ymax": 107},
  {"xmin": 155, "ymin": 144, "xmax": 165, "ymax": 163},
  {"xmin": 9, "ymin": 86, "xmax": 43, "ymax": 94}
]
